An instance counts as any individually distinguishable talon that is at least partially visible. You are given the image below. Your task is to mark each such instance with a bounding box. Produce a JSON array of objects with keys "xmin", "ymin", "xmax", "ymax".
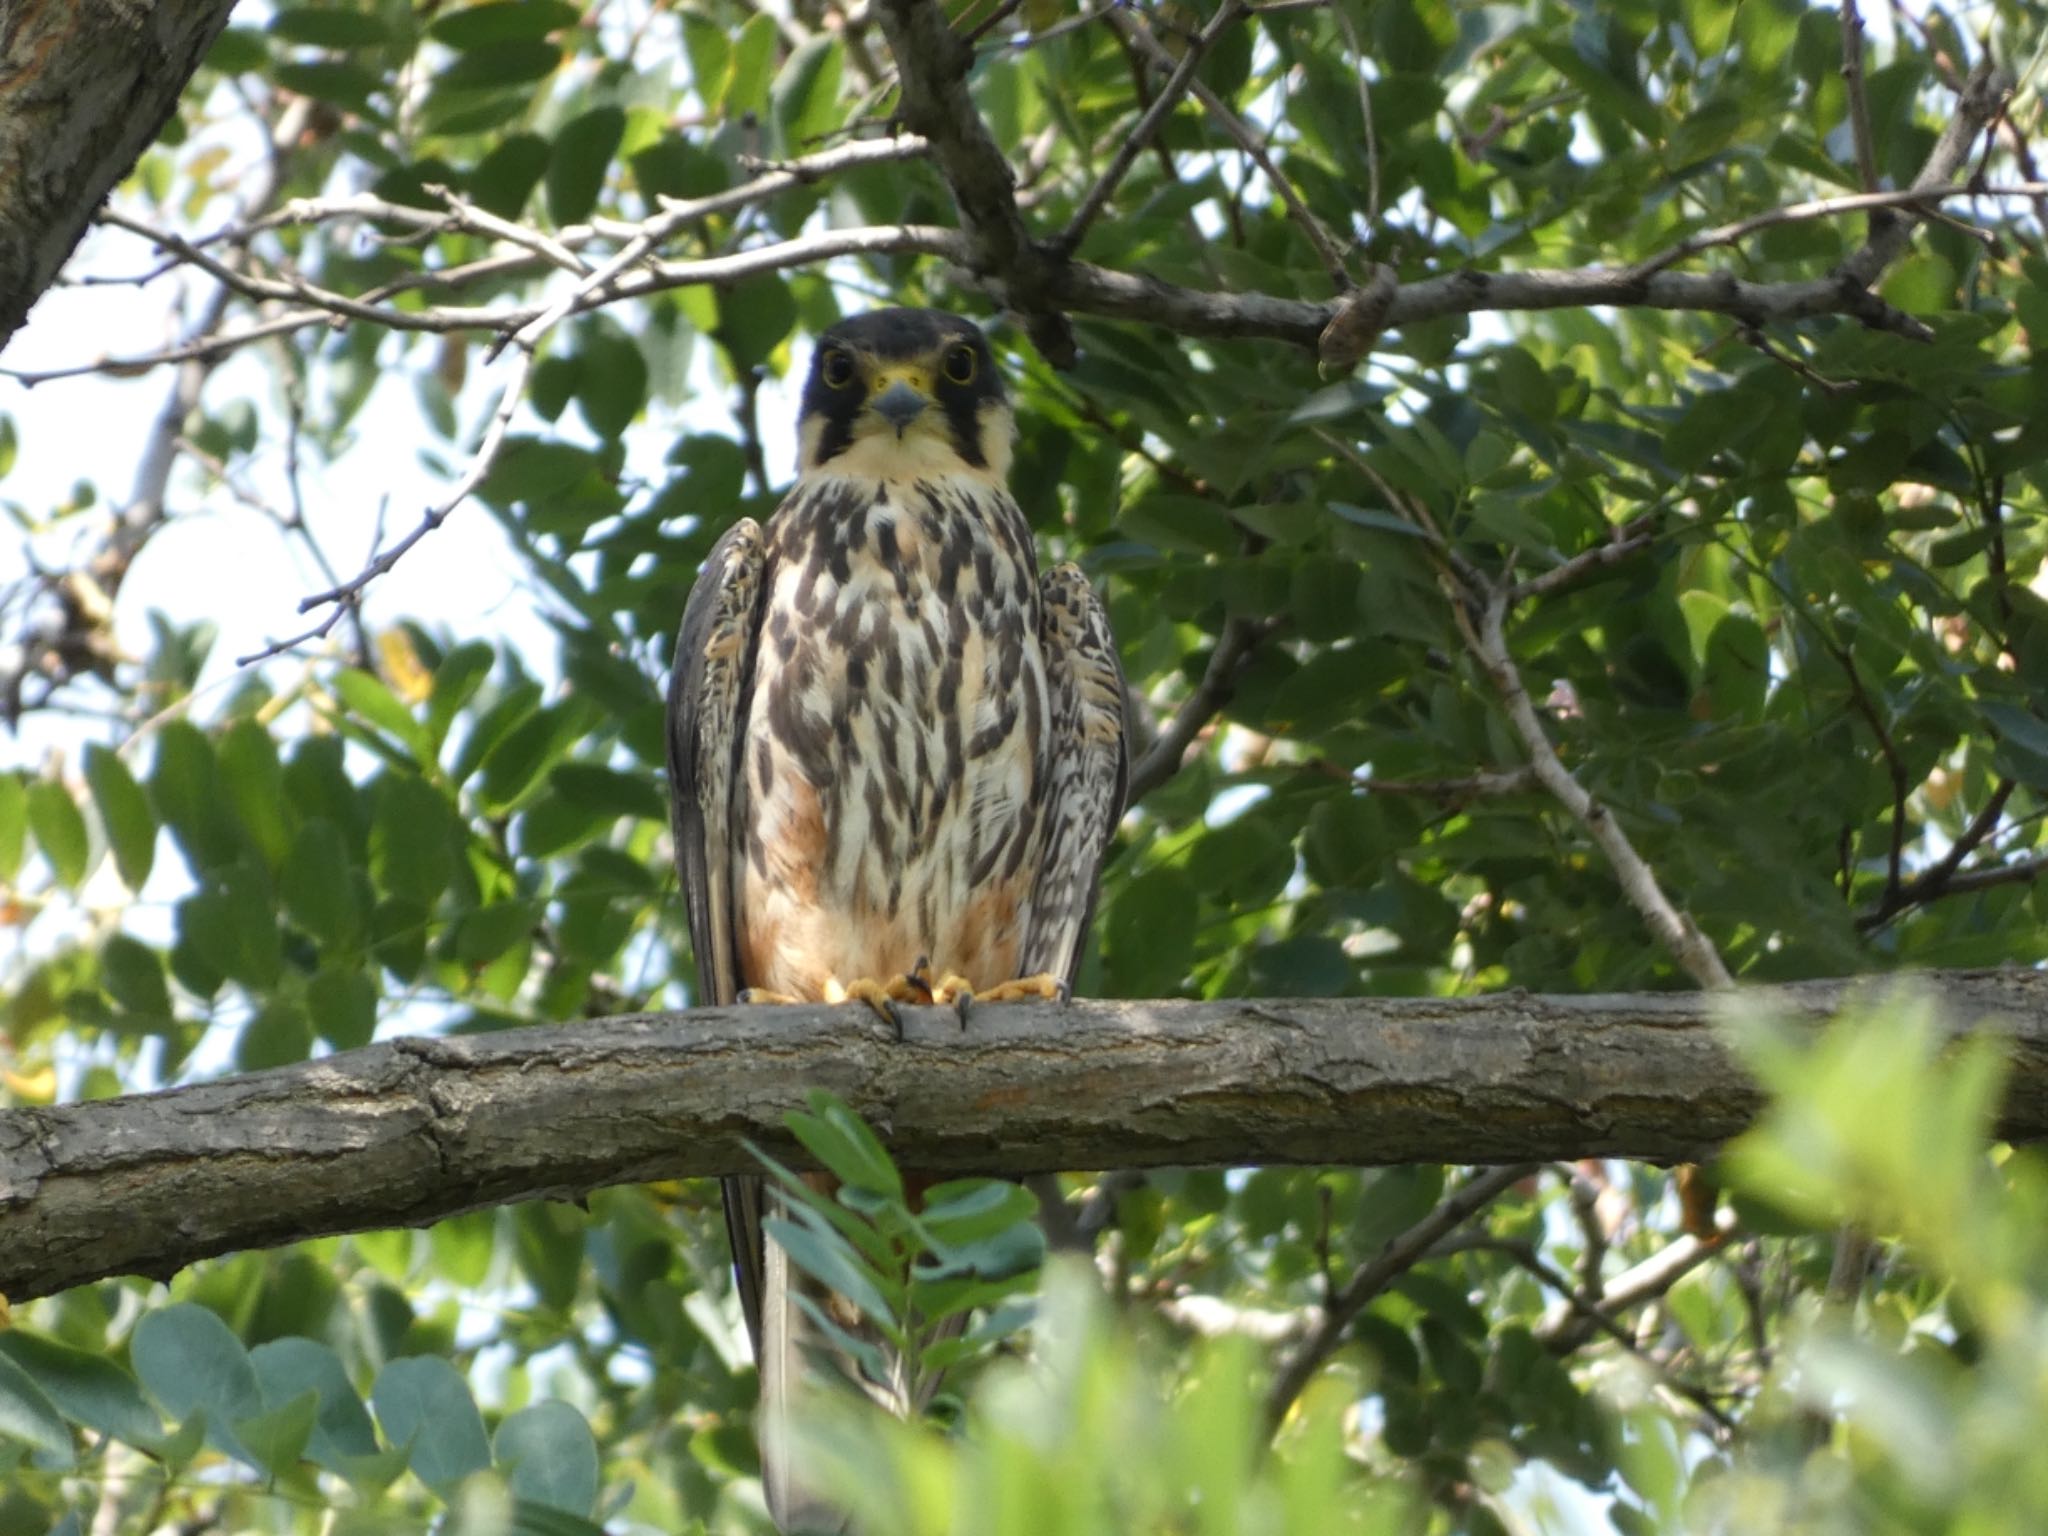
[
  {"xmin": 924, "ymin": 971, "xmax": 978, "ymax": 1030},
  {"xmin": 902, "ymin": 955, "xmax": 937, "ymax": 1004},
  {"xmin": 824, "ymin": 975, "xmax": 907, "ymax": 1038}
]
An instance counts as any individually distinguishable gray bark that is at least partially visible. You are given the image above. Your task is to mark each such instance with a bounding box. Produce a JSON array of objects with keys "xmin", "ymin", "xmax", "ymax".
[
  {"xmin": 0, "ymin": 0, "xmax": 238, "ymax": 352},
  {"xmin": 3, "ymin": 969, "xmax": 2045, "ymax": 1301}
]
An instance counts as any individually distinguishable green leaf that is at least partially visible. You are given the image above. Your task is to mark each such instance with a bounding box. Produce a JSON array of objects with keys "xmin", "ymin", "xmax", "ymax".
[
  {"xmin": 469, "ymin": 133, "xmax": 551, "ymax": 221},
  {"xmin": 454, "ymin": 899, "xmax": 537, "ymax": 966},
  {"xmin": 218, "ymin": 719, "xmax": 291, "ymax": 871},
  {"xmin": 232, "ymin": 1388, "xmax": 320, "ymax": 1478},
  {"xmin": 0, "ymin": 772, "xmax": 25, "ymax": 880},
  {"xmin": 511, "ymin": 1501, "xmax": 611, "ymax": 1536},
  {"xmin": 428, "ymin": 640, "xmax": 497, "ymax": 749},
  {"xmin": 546, "ymin": 106, "xmax": 625, "ymax": 227},
  {"xmin": 788, "ymin": 1091, "xmax": 905, "ymax": 1200},
  {"xmin": 269, "ymin": 8, "xmax": 390, "ymax": 47},
  {"xmin": 771, "ymin": 36, "xmax": 846, "ymax": 152},
  {"xmin": 370, "ymin": 772, "xmax": 456, "ymax": 903},
  {"xmin": 439, "ymin": 39, "xmax": 561, "ymax": 91},
  {"xmin": 1104, "ymin": 867, "xmax": 1197, "ymax": 997},
  {"xmin": 430, "ymin": 0, "xmax": 580, "ymax": 49},
  {"xmin": 83, "ymin": 745, "xmax": 155, "ymax": 890},
  {"xmin": 152, "ymin": 720, "xmax": 239, "ymax": 873},
  {"xmin": 478, "ymin": 704, "xmax": 584, "ymax": 813},
  {"xmin": 0, "ymin": 1350, "xmax": 71, "ymax": 1464},
  {"xmin": 547, "ymin": 762, "xmax": 664, "ymax": 820},
  {"xmin": 131, "ymin": 1304, "xmax": 262, "ymax": 1465},
  {"xmin": 762, "ymin": 1215, "xmax": 899, "ymax": 1326},
  {"xmin": 372, "ymin": 1357, "xmax": 492, "ymax": 1493},
  {"xmin": 309, "ymin": 965, "xmax": 377, "ymax": 1049},
  {"xmin": 715, "ymin": 273, "xmax": 797, "ymax": 371},
  {"xmin": 101, "ymin": 932, "xmax": 171, "ymax": 1022},
  {"xmin": 250, "ymin": 1339, "xmax": 378, "ymax": 1473},
  {"xmin": 284, "ymin": 818, "xmax": 366, "ymax": 949},
  {"xmin": 335, "ymin": 669, "xmax": 427, "ymax": 760},
  {"xmin": 177, "ymin": 865, "xmax": 282, "ymax": 990},
  {"xmin": 0, "ymin": 1332, "xmax": 161, "ymax": 1451},
  {"xmin": 26, "ymin": 780, "xmax": 88, "ymax": 888},
  {"xmin": 272, "ymin": 60, "xmax": 383, "ymax": 115},
  {"xmin": 238, "ymin": 997, "xmax": 314, "ymax": 1071},
  {"xmin": 495, "ymin": 1401, "xmax": 600, "ymax": 1516},
  {"xmin": 721, "ymin": 12, "xmax": 778, "ymax": 116},
  {"xmin": 572, "ymin": 326, "xmax": 648, "ymax": 438}
]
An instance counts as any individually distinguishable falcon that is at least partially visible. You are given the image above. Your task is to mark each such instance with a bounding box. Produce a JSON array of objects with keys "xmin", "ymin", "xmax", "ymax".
[{"xmin": 664, "ymin": 307, "xmax": 1128, "ymax": 1531}]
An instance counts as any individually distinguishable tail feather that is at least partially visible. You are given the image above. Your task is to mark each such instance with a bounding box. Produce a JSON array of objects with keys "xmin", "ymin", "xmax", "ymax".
[{"xmin": 736, "ymin": 1181, "xmax": 968, "ymax": 1534}]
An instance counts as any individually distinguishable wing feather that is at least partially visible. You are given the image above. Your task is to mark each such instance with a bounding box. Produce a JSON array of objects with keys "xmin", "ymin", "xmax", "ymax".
[
  {"xmin": 1022, "ymin": 562, "xmax": 1129, "ymax": 986},
  {"xmin": 664, "ymin": 516, "xmax": 769, "ymax": 1356}
]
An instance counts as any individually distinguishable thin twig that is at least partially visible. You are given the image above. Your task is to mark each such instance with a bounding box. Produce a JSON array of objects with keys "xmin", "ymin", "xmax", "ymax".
[
  {"xmin": 1127, "ymin": 614, "xmax": 1279, "ymax": 802},
  {"xmin": 1262, "ymin": 1164, "xmax": 1536, "ymax": 1434},
  {"xmin": 1829, "ymin": 640, "xmax": 1910, "ymax": 908},
  {"xmin": 1630, "ymin": 180, "xmax": 2036, "ymax": 280},
  {"xmin": 1109, "ymin": 5, "xmax": 1351, "ymax": 289},
  {"xmin": 498, "ymin": 134, "xmax": 928, "ymax": 357},
  {"xmin": 1055, "ymin": 2, "xmax": 1245, "ymax": 256},
  {"xmin": 1450, "ymin": 1234, "xmax": 1738, "ymax": 1433},
  {"xmin": 1355, "ymin": 767, "xmax": 1540, "ymax": 802},
  {"xmin": 1464, "ymin": 591, "xmax": 1735, "ymax": 989},
  {"xmin": 1841, "ymin": 0, "xmax": 1882, "ymax": 194},
  {"xmin": 238, "ymin": 350, "xmax": 536, "ymax": 665}
]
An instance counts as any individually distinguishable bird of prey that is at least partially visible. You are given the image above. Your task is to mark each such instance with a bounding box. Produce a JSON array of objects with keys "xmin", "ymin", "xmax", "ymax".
[{"xmin": 665, "ymin": 307, "xmax": 1128, "ymax": 1531}]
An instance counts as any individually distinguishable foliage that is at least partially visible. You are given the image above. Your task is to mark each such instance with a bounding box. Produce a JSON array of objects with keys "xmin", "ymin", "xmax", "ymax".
[{"xmin": 1, "ymin": 0, "xmax": 2047, "ymax": 1531}]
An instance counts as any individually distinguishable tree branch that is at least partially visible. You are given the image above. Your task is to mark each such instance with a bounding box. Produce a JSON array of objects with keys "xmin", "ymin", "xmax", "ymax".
[
  {"xmin": 1466, "ymin": 590, "xmax": 1735, "ymax": 989},
  {"xmin": 4, "ymin": 970, "xmax": 2046, "ymax": 1303},
  {"xmin": 1126, "ymin": 614, "xmax": 1277, "ymax": 802},
  {"xmin": 1263, "ymin": 1164, "xmax": 1538, "ymax": 1432},
  {"xmin": 873, "ymin": 0, "xmax": 1074, "ymax": 362},
  {"xmin": 0, "ymin": 0, "xmax": 240, "ymax": 352}
]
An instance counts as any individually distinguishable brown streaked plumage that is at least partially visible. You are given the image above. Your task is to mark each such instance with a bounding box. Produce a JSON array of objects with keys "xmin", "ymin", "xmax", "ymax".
[{"xmin": 665, "ymin": 307, "xmax": 1127, "ymax": 1533}]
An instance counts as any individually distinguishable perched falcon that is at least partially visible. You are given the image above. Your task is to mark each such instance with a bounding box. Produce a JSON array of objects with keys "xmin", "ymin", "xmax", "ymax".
[{"xmin": 664, "ymin": 307, "xmax": 1128, "ymax": 1531}]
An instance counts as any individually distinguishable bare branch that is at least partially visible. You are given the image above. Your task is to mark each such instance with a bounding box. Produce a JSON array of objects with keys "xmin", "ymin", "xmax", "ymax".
[
  {"xmin": 1465, "ymin": 591, "xmax": 1735, "ymax": 989},
  {"xmin": 1631, "ymin": 180, "xmax": 2040, "ymax": 281},
  {"xmin": 10, "ymin": 972, "xmax": 2042, "ymax": 1304},
  {"xmin": 499, "ymin": 133, "xmax": 929, "ymax": 357},
  {"xmin": 1055, "ymin": 3, "xmax": 1245, "ymax": 257},
  {"xmin": 1356, "ymin": 767, "xmax": 1540, "ymax": 803},
  {"xmin": 1109, "ymin": 5, "xmax": 1351, "ymax": 289},
  {"xmin": 1841, "ymin": 0, "xmax": 1882, "ymax": 194},
  {"xmin": 874, "ymin": 0, "xmax": 1074, "ymax": 361},
  {"xmin": 1535, "ymin": 1205, "xmax": 1737, "ymax": 1350},
  {"xmin": 1263, "ymin": 1165, "xmax": 1538, "ymax": 1432},
  {"xmin": 249, "ymin": 349, "xmax": 536, "ymax": 659},
  {"xmin": 1126, "ymin": 614, "xmax": 1278, "ymax": 802},
  {"xmin": 1506, "ymin": 514, "xmax": 1661, "ymax": 603},
  {"xmin": 1858, "ymin": 779, "xmax": 2018, "ymax": 928},
  {"xmin": 1454, "ymin": 1233, "xmax": 1738, "ymax": 1432}
]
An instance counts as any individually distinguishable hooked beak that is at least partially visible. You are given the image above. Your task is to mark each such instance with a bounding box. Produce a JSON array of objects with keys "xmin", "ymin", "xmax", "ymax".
[{"xmin": 871, "ymin": 379, "xmax": 928, "ymax": 432}]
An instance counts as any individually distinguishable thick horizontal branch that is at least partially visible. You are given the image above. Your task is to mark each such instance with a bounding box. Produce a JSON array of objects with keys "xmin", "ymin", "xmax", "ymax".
[{"xmin": 4, "ymin": 970, "xmax": 2046, "ymax": 1302}]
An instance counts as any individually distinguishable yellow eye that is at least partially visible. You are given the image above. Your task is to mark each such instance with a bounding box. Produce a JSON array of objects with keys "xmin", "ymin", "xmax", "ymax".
[
  {"xmin": 820, "ymin": 349, "xmax": 856, "ymax": 390},
  {"xmin": 942, "ymin": 343, "xmax": 977, "ymax": 386}
]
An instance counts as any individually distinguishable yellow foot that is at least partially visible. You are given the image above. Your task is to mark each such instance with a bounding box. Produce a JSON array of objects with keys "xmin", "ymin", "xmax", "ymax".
[
  {"xmin": 901, "ymin": 955, "xmax": 978, "ymax": 1028},
  {"xmin": 822, "ymin": 974, "xmax": 920, "ymax": 1034},
  {"xmin": 973, "ymin": 973, "xmax": 1068, "ymax": 1004},
  {"xmin": 910, "ymin": 966, "xmax": 1067, "ymax": 1029}
]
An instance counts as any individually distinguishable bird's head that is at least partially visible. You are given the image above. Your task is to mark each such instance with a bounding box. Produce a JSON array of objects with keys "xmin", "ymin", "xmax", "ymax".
[{"xmin": 794, "ymin": 308, "xmax": 1013, "ymax": 481}]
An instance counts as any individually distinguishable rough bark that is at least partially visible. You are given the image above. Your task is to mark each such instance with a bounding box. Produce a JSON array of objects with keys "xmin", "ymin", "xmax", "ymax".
[
  {"xmin": 0, "ymin": 0, "xmax": 237, "ymax": 352},
  {"xmin": 3, "ymin": 970, "xmax": 2044, "ymax": 1301}
]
